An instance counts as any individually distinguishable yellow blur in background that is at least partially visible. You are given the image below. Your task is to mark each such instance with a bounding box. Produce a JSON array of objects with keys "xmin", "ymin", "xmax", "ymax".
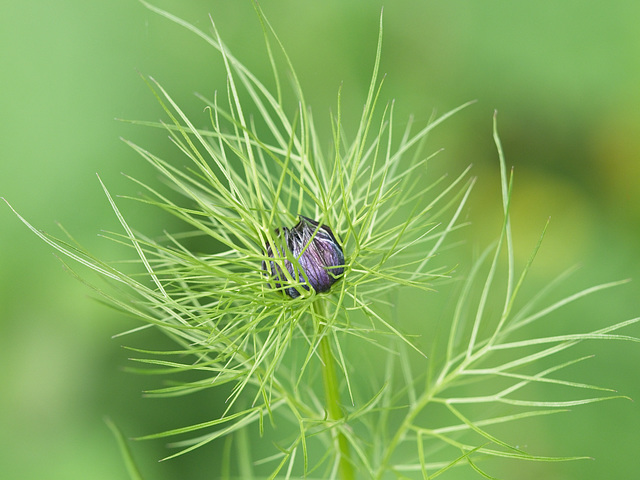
[{"xmin": 1, "ymin": 1, "xmax": 638, "ymax": 479}]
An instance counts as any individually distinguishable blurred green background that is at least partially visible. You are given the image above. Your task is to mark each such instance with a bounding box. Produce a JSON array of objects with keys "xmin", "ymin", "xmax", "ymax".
[{"xmin": 1, "ymin": 1, "xmax": 638, "ymax": 478}]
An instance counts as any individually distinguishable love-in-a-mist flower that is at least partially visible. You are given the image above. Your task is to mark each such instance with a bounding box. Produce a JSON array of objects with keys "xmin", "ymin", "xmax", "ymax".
[
  {"xmin": 262, "ymin": 216, "xmax": 345, "ymax": 298},
  {"xmin": 6, "ymin": 5, "xmax": 488, "ymax": 473}
]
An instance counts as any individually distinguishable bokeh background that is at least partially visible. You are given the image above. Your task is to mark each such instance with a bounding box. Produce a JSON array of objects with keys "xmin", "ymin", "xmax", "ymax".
[{"xmin": 1, "ymin": 1, "xmax": 638, "ymax": 478}]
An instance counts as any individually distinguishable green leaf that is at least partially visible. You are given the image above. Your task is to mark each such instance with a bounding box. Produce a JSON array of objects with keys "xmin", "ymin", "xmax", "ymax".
[{"xmin": 104, "ymin": 417, "xmax": 144, "ymax": 480}]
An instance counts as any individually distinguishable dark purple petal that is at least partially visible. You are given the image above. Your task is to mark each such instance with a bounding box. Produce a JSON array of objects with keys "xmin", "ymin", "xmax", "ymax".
[{"xmin": 262, "ymin": 216, "xmax": 345, "ymax": 298}]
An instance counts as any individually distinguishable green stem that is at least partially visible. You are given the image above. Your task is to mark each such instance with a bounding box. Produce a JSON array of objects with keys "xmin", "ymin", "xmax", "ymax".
[{"xmin": 315, "ymin": 301, "xmax": 354, "ymax": 480}]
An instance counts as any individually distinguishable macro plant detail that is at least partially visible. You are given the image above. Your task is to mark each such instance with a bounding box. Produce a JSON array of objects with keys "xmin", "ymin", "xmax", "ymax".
[
  {"xmin": 5, "ymin": 2, "xmax": 639, "ymax": 479},
  {"xmin": 262, "ymin": 216, "xmax": 345, "ymax": 298}
]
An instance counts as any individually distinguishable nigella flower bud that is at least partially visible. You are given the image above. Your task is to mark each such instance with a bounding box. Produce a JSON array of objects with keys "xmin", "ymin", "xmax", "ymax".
[{"xmin": 262, "ymin": 216, "xmax": 345, "ymax": 298}]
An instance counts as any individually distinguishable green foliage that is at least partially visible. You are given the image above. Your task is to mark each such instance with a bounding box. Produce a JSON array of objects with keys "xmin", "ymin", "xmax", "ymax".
[
  {"xmin": 105, "ymin": 417, "xmax": 145, "ymax": 480},
  {"xmin": 5, "ymin": 2, "xmax": 638, "ymax": 479}
]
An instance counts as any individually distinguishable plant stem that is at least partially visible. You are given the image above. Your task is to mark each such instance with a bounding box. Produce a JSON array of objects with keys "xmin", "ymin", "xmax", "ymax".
[{"xmin": 315, "ymin": 300, "xmax": 354, "ymax": 480}]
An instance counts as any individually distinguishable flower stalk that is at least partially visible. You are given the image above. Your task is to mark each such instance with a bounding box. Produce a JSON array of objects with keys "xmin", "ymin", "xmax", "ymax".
[{"xmin": 314, "ymin": 300, "xmax": 354, "ymax": 480}]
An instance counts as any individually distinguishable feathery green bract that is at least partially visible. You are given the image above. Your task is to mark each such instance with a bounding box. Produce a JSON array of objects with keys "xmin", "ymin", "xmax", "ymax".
[
  {"xmin": 5, "ymin": 2, "xmax": 638, "ymax": 478},
  {"xmin": 105, "ymin": 417, "xmax": 145, "ymax": 480},
  {"xmin": 361, "ymin": 112, "xmax": 639, "ymax": 479}
]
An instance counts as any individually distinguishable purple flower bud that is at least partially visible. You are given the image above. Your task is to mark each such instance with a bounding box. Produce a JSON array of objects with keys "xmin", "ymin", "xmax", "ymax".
[{"xmin": 262, "ymin": 216, "xmax": 345, "ymax": 298}]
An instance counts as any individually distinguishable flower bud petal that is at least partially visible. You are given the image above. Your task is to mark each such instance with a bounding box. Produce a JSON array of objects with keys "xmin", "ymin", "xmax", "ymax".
[{"xmin": 263, "ymin": 216, "xmax": 345, "ymax": 298}]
